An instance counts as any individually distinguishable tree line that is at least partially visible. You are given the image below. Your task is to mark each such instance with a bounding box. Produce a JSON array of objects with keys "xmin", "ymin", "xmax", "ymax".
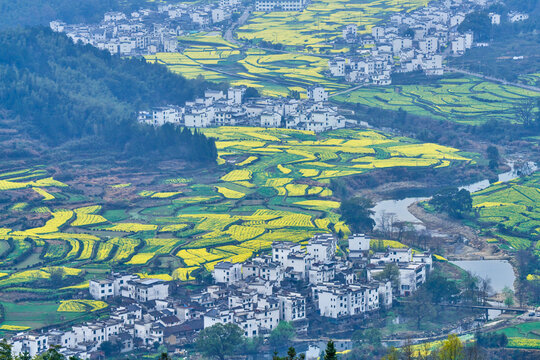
[
  {"xmin": 0, "ymin": 27, "xmax": 218, "ymax": 163},
  {"xmin": 0, "ymin": 0, "xmax": 169, "ymax": 30}
]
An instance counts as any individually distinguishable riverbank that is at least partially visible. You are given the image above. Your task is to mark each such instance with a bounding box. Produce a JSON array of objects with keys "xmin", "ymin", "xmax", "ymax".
[{"xmin": 408, "ymin": 202, "xmax": 508, "ymax": 261}]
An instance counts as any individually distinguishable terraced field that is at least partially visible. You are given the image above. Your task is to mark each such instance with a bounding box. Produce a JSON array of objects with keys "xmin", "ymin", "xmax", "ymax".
[
  {"xmin": 333, "ymin": 76, "xmax": 540, "ymax": 125},
  {"xmin": 146, "ymin": 33, "xmax": 347, "ymax": 97},
  {"xmin": 0, "ymin": 128, "xmax": 474, "ymax": 310},
  {"xmin": 237, "ymin": 0, "xmax": 429, "ymax": 49},
  {"xmin": 471, "ymin": 171, "xmax": 540, "ymax": 252}
]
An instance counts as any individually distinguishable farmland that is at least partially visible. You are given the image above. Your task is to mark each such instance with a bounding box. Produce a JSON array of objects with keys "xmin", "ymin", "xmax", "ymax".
[
  {"xmin": 333, "ymin": 75, "xmax": 540, "ymax": 125},
  {"xmin": 237, "ymin": 0, "xmax": 429, "ymax": 49},
  {"xmin": 0, "ymin": 127, "xmax": 478, "ymax": 330},
  {"xmin": 471, "ymin": 171, "xmax": 540, "ymax": 253},
  {"xmin": 146, "ymin": 34, "xmax": 348, "ymax": 97},
  {"xmin": 0, "ymin": 128, "xmax": 473, "ymax": 309},
  {"xmin": 147, "ymin": 34, "xmax": 539, "ymax": 123}
]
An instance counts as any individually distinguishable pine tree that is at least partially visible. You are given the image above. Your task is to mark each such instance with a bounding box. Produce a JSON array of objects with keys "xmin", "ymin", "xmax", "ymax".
[{"xmin": 324, "ymin": 340, "xmax": 337, "ymax": 360}]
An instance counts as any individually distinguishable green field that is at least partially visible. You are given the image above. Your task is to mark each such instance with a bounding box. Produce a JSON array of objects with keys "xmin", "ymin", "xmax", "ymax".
[
  {"xmin": 496, "ymin": 322, "xmax": 540, "ymax": 350},
  {"xmin": 333, "ymin": 75, "xmax": 540, "ymax": 125},
  {"xmin": 471, "ymin": 171, "xmax": 540, "ymax": 252},
  {"xmin": 0, "ymin": 127, "xmax": 475, "ymax": 330},
  {"xmin": 0, "ymin": 300, "xmax": 90, "ymax": 334}
]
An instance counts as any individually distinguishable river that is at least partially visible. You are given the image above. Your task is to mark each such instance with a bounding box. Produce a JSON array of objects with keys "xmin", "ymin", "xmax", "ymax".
[
  {"xmin": 371, "ymin": 162, "xmax": 536, "ymax": 295},
  {"xmin": 450, "ymin": 260, "xmax": 516, "ymax": 293},
  {"xmin": 371, "ymin": 162, "xmax": 537, "ymax": 231}
]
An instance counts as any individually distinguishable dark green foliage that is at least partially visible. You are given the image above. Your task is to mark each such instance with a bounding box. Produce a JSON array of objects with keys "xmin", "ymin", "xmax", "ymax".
[
  {"xmin": 476, "ymin": 332, "xmax": 508, "ymax": 348},
  {"xmin": 372, "ymin": 263, "xmax": 400, "ymax": 294},
  {"xmin": 195, "ymin": 323, "xmax": 244, "ymax": 360},
  {"xmin": 269, "ymin": 321, "xmax": 296, "ymax": 349},
  {"xmin": 429, "ymin": 188, "xmax": 472, "ymax": 218},
  {"xmin": 157, "ymin": 353, "xmax": 172, "ymax": 360},
  {"xmin": 423, "ymin": 270, "xmax": 460, "ymax": 304},
  {"xmin": 0, "ymin": 0, "xmax": 161, "ymax": 30},
  {"xmin": 0, "ymin": 27, "xmax": 217, "ymax": 163},
  {"xmin": 402, "ymin": 288, "xmax": 436, "ymax": 329},
  {"xmin": 272, "ymin": 347, "xmax": 305, "ymax": 360},
  {"xmin": 458, "ymin": 11, "xmax": 492, "ymax": 42},
  {"xmin": 244, "ymin": 87, "xmax": 260, "ymax": 99},
  {"xmin": 0, "ymin": 340, "xmax": 12, "ymax": 360},
  {"xmin": 339, "ymin": 196, "xmax": 375, "ymax": 234},
  {"xmin": 323, "ymin": 340, "xmax": 338, "ymax": 360}
]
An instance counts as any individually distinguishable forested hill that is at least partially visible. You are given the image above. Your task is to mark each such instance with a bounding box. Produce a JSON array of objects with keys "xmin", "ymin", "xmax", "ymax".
[
  {"xmin": 0, "ymin": 0, "xmax": 164, "ymax": 30},
  {"xmin": 0, "ymin": 27, "xmax": 218, "ymax": 163}
]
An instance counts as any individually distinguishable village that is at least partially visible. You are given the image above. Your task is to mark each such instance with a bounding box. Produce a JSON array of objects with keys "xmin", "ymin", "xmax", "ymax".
[
  {"xmin": 7, "ymin": 233, "xmax": 433, "ymax": 359},
  {"xmin": 137, "ymin": 86, "xmax": 354, "ymax": 132},
  {"xmin": 328, "ymin": 0, "xmax": 529, "ymax": 85},
  {"xmin": 49, "ymin": 0, "xmax": 242, "ymax": 56}
]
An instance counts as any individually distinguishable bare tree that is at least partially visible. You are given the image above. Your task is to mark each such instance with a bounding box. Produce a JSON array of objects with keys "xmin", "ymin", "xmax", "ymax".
[{"xmin": 513, "ymin": 98, "xmax": 536, "ymax": 127}]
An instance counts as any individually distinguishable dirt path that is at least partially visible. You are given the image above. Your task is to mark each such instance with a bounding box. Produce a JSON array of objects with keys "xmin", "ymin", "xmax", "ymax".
[{"xmin": 408, "ymin": 203, "xmax": 507, "ymax": 260}]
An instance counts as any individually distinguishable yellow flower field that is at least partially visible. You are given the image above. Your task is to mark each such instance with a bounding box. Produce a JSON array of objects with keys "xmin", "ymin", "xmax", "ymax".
[{"xmin": 57, "ymin": 300, "xmax": 108, "ymax": 312}]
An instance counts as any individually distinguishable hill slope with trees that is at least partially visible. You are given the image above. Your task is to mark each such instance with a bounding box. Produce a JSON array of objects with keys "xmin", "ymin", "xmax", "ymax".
[{"xmin": 0, "ymin": 27, "xmax": 218, "ymax": 163}]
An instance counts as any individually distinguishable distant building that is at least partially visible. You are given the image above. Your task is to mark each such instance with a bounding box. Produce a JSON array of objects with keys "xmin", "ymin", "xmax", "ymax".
[
  {"xmin": 508, "ymin": 12, "xmax": 529, "ymax": 23},
  {"xmin": 255, "ymin": 0, "xmax": 307, "ymax": 12}
]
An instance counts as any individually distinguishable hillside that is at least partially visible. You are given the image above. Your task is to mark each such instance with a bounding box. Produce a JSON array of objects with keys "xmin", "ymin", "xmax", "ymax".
[
  {"xmin": 0, "ymin": 27, "xmax": 217, "ymax": 163},
  {"xmin": 0, "ymin": 0, "xmax": 163, "ymax": 30}
]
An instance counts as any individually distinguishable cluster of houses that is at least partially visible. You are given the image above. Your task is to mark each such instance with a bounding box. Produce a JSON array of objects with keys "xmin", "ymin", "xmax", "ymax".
[
  {"xmin": 7, "ymin": 234, "xmax": 434, "ymax": 359},
  {"xmin": 138, "ymin": 86, "xmax": 354, "ymax": 132},
  {"xmin": 49, "ymin": 0, "xmax": 241, "ymax": 56},
  {"xmin": 329, "ymin": 0, "xmax": 504, "ymax": 85}
]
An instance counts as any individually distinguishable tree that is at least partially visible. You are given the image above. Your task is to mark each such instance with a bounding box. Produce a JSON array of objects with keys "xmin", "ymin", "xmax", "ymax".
[
  {"xmin": 430, "ymin": 188, "xmax": 472, "ymax": 219},
  {"xmin": 352, "ymin": 328, "xmax": 382, "ymax": 347},
  {"xmin": 157, "ymin": 353, "xmax": 172, "ymax": 360},
  {"xmin": 458, "ymin": 11, "xmax": 492, "ymax": 41},
  {"xmin": 99, "ymin": 340, "xmax": 121, "ymax": 356},
  {"xmin": 272, "ymin": 347, "xmax": 305, "ymax": 360},
  {"xmin": 47, "ymin": 267, "xmax": 65, "ymax": 287},
  {"xmin": 0, "ymin": 340, "xmax": 12, "ymax": 360},
  {"xmin": 513, "ymin": 98, "xmax": 536, "ymax": 127},
  {"xmin": 486, "ymin": 145, "xmax": 499, "ymax": 170},
  {"xmin": 403, "ymin": 288, "xmax": 436, "ymax": 329},
  {"xmin": 195, "ymin": 323, "xmax": 244, "ymax": 360},
  {"xmin": 339, "ymin": 196, "xmax": 375, "ymax": 234},
  {"xmin": 323, "ymin": 340, "xmax": 337, "ymax": 360},
  {"xmin": 476, "ymin": 332, "xmax": 508, "ymax": 348},
  {"xmin": 269, "ymin": 321, "xmax": 296, "ymax": 349},
  {"xmin": 15, "ymin": 353, "xmax": 31, "ymax": 360},
  {"xmin": 438, "ymin": 334, "xmax": 463, "ymax": 360},
  {"xmin": 373, "ymin": 263, "xmax": 400, "ymax": 294},
  {"xmin": 502, "ymin": 286, "xmax": 514, "ymax": 307},
  {"xmin": 382, "ymin": 347, "xmax": 399, "ymax": 360},
  {"xmin": 244, "ymin": 87, "xmax": 260, "ymax": 99},
  {"xmin": 423, "ymin": 270, "xmax": 460, "ymax": 304},
  {"xmin": 34, "ymin": 346, "xmax": 64, "ymax": 360}
]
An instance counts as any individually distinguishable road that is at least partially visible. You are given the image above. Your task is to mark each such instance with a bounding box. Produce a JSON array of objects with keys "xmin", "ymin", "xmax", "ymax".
[
  {"xmin": 447, "ymin": 67, "xmax": 540, "ymax": 93},
  {"xmin": 224, "ymin": 8, "xmax": 251, "ymax": 45}
]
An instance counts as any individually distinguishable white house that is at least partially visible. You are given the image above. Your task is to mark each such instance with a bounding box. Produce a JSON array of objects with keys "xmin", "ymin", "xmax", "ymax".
[
  {"xmin": 213, "ymin": 261, "xmax": 242, "ymax": 285},
  {"xmin": 11, "ymin": 333, "xmax": 49, "ymax": 358},
  {"xmin": 277, "ymin": 292, "xmax": 306, "ymax": 321},
  {"xmin": 260, "ymin": 112, "xmax": 282, "ymax": 127},
  {"xmin": 328, "ymin": 58, "xmax": 346, "ymax": 77},
  {"xmin": 508, "ymin": 12, "xmax": 529, "ymax": 23},
  {"xmin": 489, "ymin": 13, "xmax": 501, "ymax": 25},
  {"xmin": 348, "ymin": 233, "xmax": 370, "ymax": 258},
  {"xmin": 307, "ymin": 86, "xmax": 328, "ymax": 102},
  {"xmin": 122, "ymin": 278, "xmax": 169, "ymax": 302}
]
